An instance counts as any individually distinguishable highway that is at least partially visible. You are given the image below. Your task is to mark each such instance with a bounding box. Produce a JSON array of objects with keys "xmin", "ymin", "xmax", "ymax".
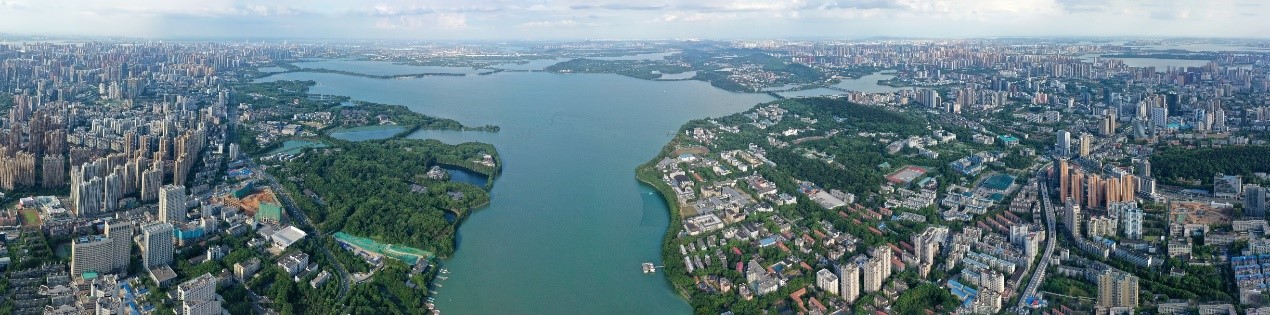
[{"xmin": 1018, "ymin": 167, "xmax": 1057, "ymax": 310}]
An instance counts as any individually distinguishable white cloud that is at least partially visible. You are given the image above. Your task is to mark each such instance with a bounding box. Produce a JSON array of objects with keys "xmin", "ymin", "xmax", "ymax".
[
  {"xmin": 0, "ymin": 0, "xmax": 1264, "ymax": 39},
  {"xmin": 519, "ymin": 19, "xmax": 592, "ymax": 28},
  {"xmin": 435, "ymin": 13, "xmax": 467, "ymax": 29}
]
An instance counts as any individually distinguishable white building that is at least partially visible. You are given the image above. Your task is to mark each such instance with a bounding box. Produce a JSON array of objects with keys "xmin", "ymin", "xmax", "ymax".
[
  {"xmin": 140, "ymin": 222, "xmax": 174, "ymax": 268},
  {"xmin": 816, "ymin": 268, "xmax": 839, "ymax": 296},
  {"xmin": 159, "ymin": 185, "xmax": 187, "ymax": 224}
]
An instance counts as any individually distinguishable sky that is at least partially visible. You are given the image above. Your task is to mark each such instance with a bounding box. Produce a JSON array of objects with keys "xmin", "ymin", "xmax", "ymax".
[{"xmin": 0, "ymin": 0, "xmax": 1265, "ymax": 40}]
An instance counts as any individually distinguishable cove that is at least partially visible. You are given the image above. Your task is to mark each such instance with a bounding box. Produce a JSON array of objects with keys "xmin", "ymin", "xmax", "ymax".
[{"xmin": 261, "ymin": 67, "xmax": 772, "ymax": 314}]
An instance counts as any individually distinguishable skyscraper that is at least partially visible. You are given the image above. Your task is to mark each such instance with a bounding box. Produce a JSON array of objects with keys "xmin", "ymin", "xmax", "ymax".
[
  {"xmin": 159, "ymin": 185, "xmax": 187, "ymax": 224},
  {"xmin": 840, "ymin": 263, "xmax": 860, "ymax": 303},
  {"xmin": 1056, "ymin": 130, "xmax": 1071, "ymax": 156},
  {"xmin": 862, "ymin": 256, "xmax": 885, "ymax": 292},
  {"xmin": 1058, "ymin": 159, "xmax": 1070, "ymax": 200},
  {"xmin": 1078, "ymin": 133, "xmax": 1093, "ymax": 157},
  {"xmin": 140, "ymin": 222, "xmax": 175, "ymax": 268},
  {"xmin": 105, "ymin": 220, "xmax": 133, "ymax": 272},
  {"xmin": 1064, "ymin": 202, "xmax": 1082, "ymax": 238}
]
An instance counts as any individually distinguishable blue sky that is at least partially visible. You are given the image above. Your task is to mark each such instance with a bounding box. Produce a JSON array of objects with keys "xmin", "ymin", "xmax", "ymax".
[{"xmin": 0, "ymin": 0, "xmax": 1264, "ymax": 40}]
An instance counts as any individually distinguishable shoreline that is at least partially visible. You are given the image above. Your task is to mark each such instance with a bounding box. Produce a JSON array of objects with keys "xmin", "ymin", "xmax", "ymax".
[
  {"xmin": 635, "ymin": 165, "xmax": 695, "ymax": 301},
  {"xmin": 635, "ymin": 138, "xmax": 697, "ymax": 303}
]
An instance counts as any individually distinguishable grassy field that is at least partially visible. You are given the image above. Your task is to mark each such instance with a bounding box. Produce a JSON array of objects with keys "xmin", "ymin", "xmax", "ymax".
[{"xmin": 19, "ymin": 208, "xmax": 40, "ymax": 227}]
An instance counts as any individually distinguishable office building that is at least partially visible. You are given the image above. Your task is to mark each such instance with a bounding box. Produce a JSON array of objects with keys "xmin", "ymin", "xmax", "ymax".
[{"xmin": 1056, "ymin": 130, "xmax": 1071, "ymax": 156}]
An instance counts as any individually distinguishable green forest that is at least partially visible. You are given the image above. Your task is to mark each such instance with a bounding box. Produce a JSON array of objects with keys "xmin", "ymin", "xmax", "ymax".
[
  {"xmin": 1151, "ymin": 146, "xmax": 1270, "ymax": 187},
  {"xmin": 271, "ymin": 137, "xmax": 498, "ymax": 258}
]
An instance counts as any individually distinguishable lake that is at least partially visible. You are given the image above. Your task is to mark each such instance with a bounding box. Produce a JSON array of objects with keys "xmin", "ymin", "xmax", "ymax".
[
  {"xmin": 774, "ymin": 72, "xmax": 904, "ymax": 98},
  {"xmin": 1079, "ymin": 54, "xmax": 1213, "ymax": 69},
  {"xmin": 833, "ymin": 72, "xmax": 904, "ymax": 93},
  {"xmin": 267, "ymin": 140, "xmax": 327, "ymax": 155},
  {"xmin": 1133, "ymin": 44, "xmax": 1270, "ymax": 52},
  {"xmin": 261, "ymin": 66, "xmax": 773, "ymax": 315},
  {"xmin": 327, "ymin": 125, "xmax": 406, "ymax": 141},
  {"xmin": 293, "ymin": 59, "xmax": 484, "ymax": 75}
]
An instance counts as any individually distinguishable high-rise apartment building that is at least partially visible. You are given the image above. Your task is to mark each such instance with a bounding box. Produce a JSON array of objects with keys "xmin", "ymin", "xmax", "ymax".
[
  {"xmin": 159, "ymin": 185, "xmax": 187, "ymax": 224},
  {"xmin": 140, "ymin": 222, "xmax": 175, "ymax": 268}
]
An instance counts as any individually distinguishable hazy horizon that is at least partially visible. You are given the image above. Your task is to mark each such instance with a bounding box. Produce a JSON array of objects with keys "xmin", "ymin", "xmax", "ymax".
[{"xmin": 0, "ymin": 0, "xmax": 1264, "ymax": 40}]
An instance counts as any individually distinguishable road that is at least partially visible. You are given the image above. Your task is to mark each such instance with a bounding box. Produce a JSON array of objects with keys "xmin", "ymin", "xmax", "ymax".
[
  {"xmin": 254, "ymin": 162, "xmax": 352, "ymax": 300},
  {"xmin": 1018, "ymin": 166, "xmax": 1057, "ymax": 310},
  {"xmin": 227, "ymin": 102, "xmax": 351, "ymax": 302}
]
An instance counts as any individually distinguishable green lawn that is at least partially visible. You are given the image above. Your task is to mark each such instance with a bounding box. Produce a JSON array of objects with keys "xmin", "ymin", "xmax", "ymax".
[{"xmin": 19, "ymin": 208, "xmax": 39, "ymax": 227}]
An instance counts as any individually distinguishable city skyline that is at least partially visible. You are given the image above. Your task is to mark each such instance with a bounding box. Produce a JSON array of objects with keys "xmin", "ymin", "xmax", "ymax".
[{"xmin": 0, "ymin": 0, "xmax": 1267, "ymax": 40}]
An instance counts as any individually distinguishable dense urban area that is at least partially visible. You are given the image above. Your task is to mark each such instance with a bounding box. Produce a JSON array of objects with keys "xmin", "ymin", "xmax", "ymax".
[{"xmin": 0, "ymin": 37, "xmax": 1266, "ymax": 315}]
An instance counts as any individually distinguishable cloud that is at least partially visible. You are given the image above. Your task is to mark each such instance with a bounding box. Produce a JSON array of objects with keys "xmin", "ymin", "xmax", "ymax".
[
  {"xmin": 569, "ymin": 4, "xmax": 667, "ymax": 11},
  {"xmin": 1149, "ymin": 10, "xmax": 1191, "ymax": 20},
  {"xmin": 1053, "ymin": 0, "xmax": 1111, "ymax": 13},
  {"xmin": 435, "ymin": 13, "xmax": 467, "ymax": 29},
  {"xmin": 519, "ymin": 19, "xmax": 594, "ymax": 28},
  {"xmin": 656, "ymin": 11, "xmax": 739, "ymax": 22},
  {"xmin": 0, "ymin": 1, "xmax": 25, "ymax": 10}
]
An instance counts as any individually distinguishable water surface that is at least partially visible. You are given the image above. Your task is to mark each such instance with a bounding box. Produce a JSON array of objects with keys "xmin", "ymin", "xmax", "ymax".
[
  {"xmin": 293, "ymin": 59, "xmax": 483, "ymax": 75},
  {"xmin": 263, "ymin": 66, "xmax": 773, "ymax": 315},
  {"xmin": 327, "ymin": 125, "xmax": 406, "ymax": 141}
]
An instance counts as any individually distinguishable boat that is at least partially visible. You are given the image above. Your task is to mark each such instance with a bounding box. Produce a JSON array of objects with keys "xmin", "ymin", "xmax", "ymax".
[
  {"xmin": 437, "ymin": 276, "xmax": 448, "ymax": 280},
  {"xmin": 642, "ymin": 262, "xmax": 656, "ymax": 273}
]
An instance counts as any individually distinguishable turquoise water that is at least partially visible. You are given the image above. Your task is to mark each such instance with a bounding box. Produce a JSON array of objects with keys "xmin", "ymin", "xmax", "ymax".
[
  {"xmin": 261, "ymin": 68, "xmax": 772, "ymax": 315},
  {"xmin": 327, "ymin": 125, "xmax": 406, "ymax": 141},
  {"xmin": 267, "ymin": 139, "xmax": 326, "ymax": 155}
]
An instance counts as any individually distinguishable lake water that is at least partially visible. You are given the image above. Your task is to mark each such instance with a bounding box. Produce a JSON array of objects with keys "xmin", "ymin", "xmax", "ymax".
[
  {"xmin": 773, "ymin": 72, "xmax": 904, "ymax": 98},
  {"xmin": 833, "ymin": 72, "xmax": 904, "ymax": 93},
  {"xmin": 1079, "ymin": 54, "xmax": 1213, "ymax": 69},
  {"xmin": 491, "ymin": 58, "xmax": 571, "ymax": 71},
  {"xmin": 657, "ymin": 71, "xmax": 697, "ymax": 80},
  {"xmin": 443, "ymin": 165, "xmax": 489, "ymax": 187},
  {"xmin": 261, "ymin": 66, "xmax": 773, "ymax": 315},
  {"xmin": 267, "ymin": 140, "xmax": 327, "ymax": 155},
  {"xmin": 1116, "ymin": 58, "xmax": 1212, "ymax": 69},
  {"xmin": 293, "ymin": 60, "xmax": 483, "ymax": 75},
  {"xmin": 327, "ymin": 125, "xmax": 406, "ymax": 141},
  {"xmin": 590, "ymin": 51, "xmax": 676, "ymax": 61},
  {"xmin": 1133, "ymin": 44, "xmax": 1270, "ymax": 52}
]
